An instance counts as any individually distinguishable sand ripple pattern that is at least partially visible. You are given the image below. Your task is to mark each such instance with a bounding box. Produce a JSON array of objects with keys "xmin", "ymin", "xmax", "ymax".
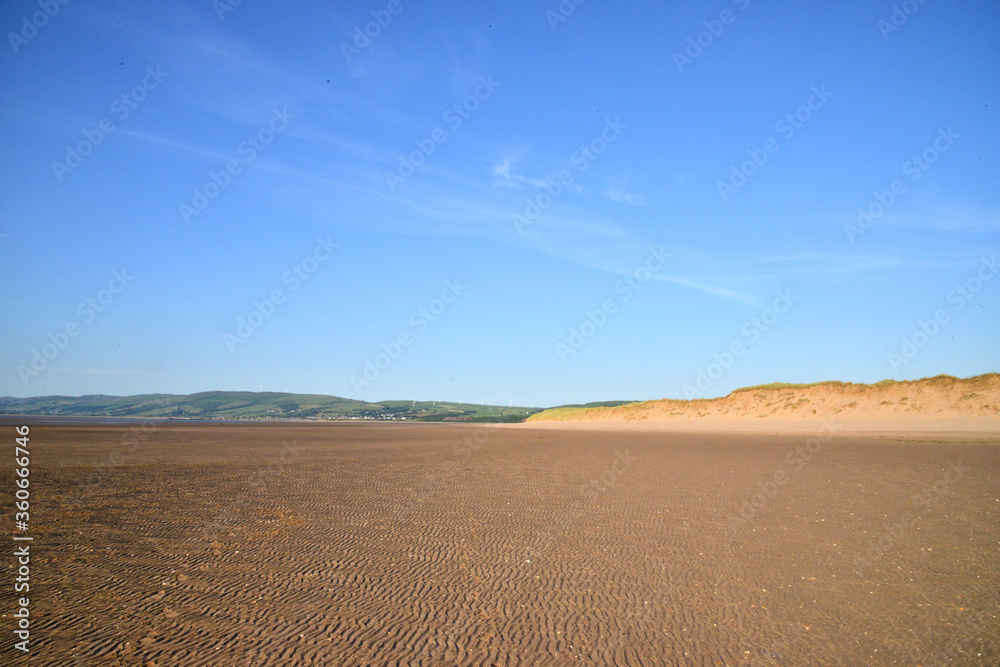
[{"xmin": 0, "ymin": 422, "xmax": 997, "ymax": 665}]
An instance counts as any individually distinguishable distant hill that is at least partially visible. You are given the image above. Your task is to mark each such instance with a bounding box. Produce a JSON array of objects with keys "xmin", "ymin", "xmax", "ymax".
[
  {"xmin": 527, "ymin": 374, "xmax": 1000, "ymax": 429},
  {"xmin": 552, "ymin": 400, "xmax": 637, "ymax": 409},
  {"xmin": 0, "ymin": 391, "xmax": 542, "ymax": 423}
]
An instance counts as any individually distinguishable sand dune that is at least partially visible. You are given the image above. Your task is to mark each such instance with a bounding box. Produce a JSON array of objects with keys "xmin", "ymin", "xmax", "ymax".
[{"xmin": 527, "ymin": 373, "xmax": 1000, "ymax": 432}]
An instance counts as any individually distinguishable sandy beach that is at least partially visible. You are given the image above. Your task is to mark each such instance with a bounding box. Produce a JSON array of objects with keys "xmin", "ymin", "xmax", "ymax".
[{"xmin": 2, "ymin": 420, "xmax": 997, "ymax": 665}]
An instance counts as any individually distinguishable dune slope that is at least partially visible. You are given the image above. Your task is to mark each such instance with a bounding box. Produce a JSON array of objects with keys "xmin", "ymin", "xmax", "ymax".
[{"xmin": 528, "ymin": 374, "xmax": 1000, "ymax": 430}]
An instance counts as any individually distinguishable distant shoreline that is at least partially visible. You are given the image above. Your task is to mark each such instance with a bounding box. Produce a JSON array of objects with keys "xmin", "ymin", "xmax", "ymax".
[{"xmin": 0, "ymin": 415, "xmax": 470, "ymax": 426}]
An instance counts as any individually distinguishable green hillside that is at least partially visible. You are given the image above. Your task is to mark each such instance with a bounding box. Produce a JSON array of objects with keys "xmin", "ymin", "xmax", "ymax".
[{"xmin": 0, "ymin": 392, "xmax": 542, "ymax": 423}]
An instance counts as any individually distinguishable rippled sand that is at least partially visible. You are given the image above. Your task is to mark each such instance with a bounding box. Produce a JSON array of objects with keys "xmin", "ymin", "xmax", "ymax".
[{"xmin": 3, "ymin": 421, "xmax": 997, "ymax": 665}]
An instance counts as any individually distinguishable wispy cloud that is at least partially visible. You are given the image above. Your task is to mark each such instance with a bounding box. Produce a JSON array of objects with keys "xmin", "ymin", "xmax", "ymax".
[
  {"xmin": 603, "ymin": 187, "xmax": 645, "ymax": 206},
  {"xmin": 750, "ymin": 252, "xmax": 980, "ymax": 276},
  {"xmin": 115, "ymin": 128, "xmax": 234, "ymax": 163},
  {"xmin": 602, "ymin": 176, "xmax": 644, "ymax": 206},
  {"xmin": 819, "ymin": 197, "xmax": 1000, "ymax": 235},
  {"xmin": 49, "ymin": 368, "xmax": 148, "ymax": 376},
  {"xmin": 653, "ymin": 275, "xmax": 754, "ymax": 303},
  {"xmin": 492, "ymin": 158, "xmax": 514, "ymax": 183},
  {"xmin": 901, "ymin": 200, "xmax": 1000, "ymax": 232},
  {"xmin": 491, "ymin": 157, "xmax": 552, "ymax": 189}
]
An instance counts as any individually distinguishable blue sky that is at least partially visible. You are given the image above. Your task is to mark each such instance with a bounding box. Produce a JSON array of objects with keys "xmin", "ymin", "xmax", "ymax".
[{"xmin": 1, "ymin": 0, "xmax": 998, "ymax": 406}]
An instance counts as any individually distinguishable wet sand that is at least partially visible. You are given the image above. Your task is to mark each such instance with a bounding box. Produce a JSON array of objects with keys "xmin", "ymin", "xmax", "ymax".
[{"xmin": 1, "ymin": 421, "xmax": 997, "ymax": 665}]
